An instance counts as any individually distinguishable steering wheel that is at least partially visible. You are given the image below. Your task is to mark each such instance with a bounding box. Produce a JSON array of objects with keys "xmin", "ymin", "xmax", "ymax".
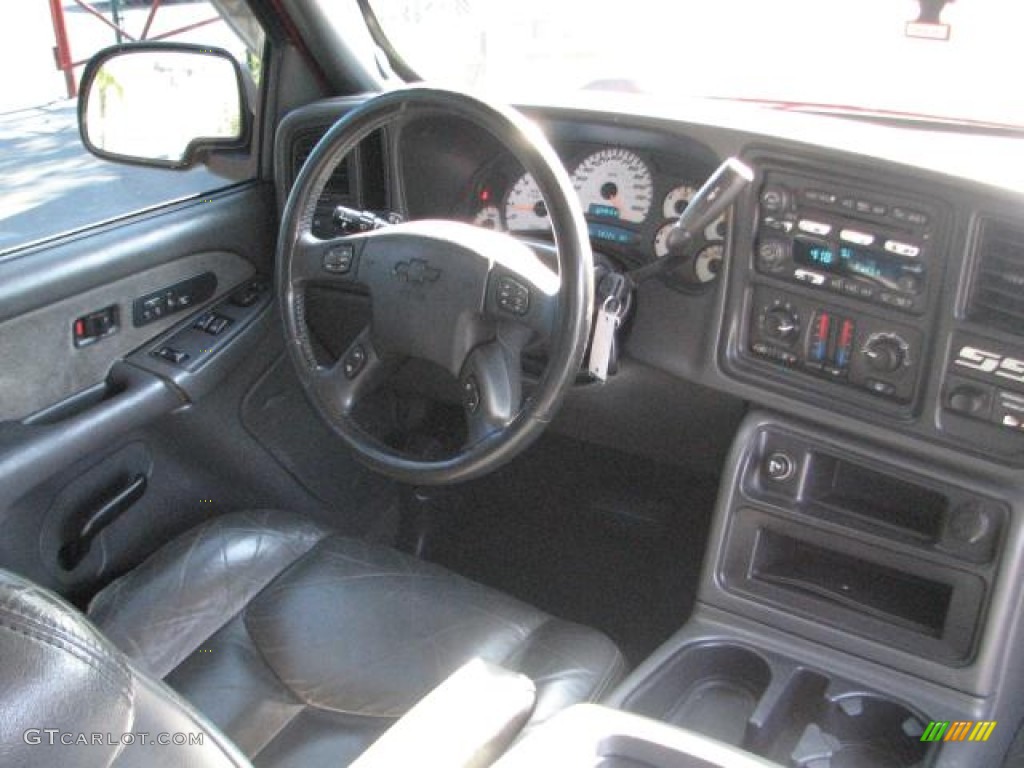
[{"xmin": 277, "ymin": 87, "xmax": 594, "ymax": 485}]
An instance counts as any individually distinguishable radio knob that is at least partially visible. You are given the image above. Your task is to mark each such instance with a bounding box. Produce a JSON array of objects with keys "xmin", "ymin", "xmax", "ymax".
[
  {"xmin": 757, "ymin": 240, "xmax": 788, "ymax": 273},
  {"xmin": 864, "ymin": 334, "xmax": 907, "ymax": 373},
  {"xmin": 760, "ymin": 186, "xmax": 789, "ymax": 212},
  {"xmin": 764, "ymin": 306, "xmax": 800, "ymax": 343}
]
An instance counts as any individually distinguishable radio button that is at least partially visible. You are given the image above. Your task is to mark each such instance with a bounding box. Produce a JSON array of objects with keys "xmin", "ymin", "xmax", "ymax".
[
  {"xmin": 884, "ymin": 240, "xmax": 921, "ymax": 258},
  {"xmin": 760, "ymin": 187, "xmax": 788, "ymax": 212},
  {"xmin": 794, "ymin": 268, "xmax": 826, "ymax": 286},
  {"xmin": 840, "ymin": 229, "xmax": 875, "ymax": 246},
  {"xmin": 763, "ymin": 217, "xmax": 795, "ymax": 233},
  {"xmin": 798, "ymin": 219, "xmax": 832, "ymax": 236},
  {"xmin": 842, "ymin": 281, "xmax": 874, "ymax": 300},
  {"xmin": 879, "ymin": 292, "xmax": 914, "ymax": 310},
  {"xmin": 805, "ymin": 189, "xmax": 837, "ymax": 205},
  {"xmin": 893, "ymin": 207, "xmax": 930, "ymax": 227}
]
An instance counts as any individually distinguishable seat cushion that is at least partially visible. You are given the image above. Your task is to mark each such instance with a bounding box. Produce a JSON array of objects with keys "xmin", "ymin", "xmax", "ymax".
[{"xmin": 89, "ymin": 510, "xmax": 625, "ymax": 767}]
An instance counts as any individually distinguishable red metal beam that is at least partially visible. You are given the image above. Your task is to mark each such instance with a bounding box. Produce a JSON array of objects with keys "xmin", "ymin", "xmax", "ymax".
[
  {"xmin": 141, "ymin": 0, "xmax": 162, "ymax": 41},
  {"xmin": 147, "ymin": 17, "xmax": 219, "ymax": 42},
  {"xmin": 47, "ymin": 0, "xmax": 77, "ymax": 98},
  {"xmin": 70, "ymin": 0, "xmax": 137, "ymax": 42}
]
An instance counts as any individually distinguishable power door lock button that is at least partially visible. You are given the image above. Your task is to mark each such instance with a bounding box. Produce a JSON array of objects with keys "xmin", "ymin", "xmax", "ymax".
[{"xmin": 73, "ymin": 305, "xmax": 119, "ymax": 347}]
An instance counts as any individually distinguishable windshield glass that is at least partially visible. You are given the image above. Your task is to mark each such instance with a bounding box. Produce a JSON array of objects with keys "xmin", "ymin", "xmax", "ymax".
[{"xmin": 366, "ymin": 0, "xmax": 1022, "ymax": 128}]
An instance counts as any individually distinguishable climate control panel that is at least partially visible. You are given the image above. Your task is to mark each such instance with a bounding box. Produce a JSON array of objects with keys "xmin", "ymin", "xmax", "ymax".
[{"xmin": 747, "ymin": 286, "xmax": 922, "ymax": 403}]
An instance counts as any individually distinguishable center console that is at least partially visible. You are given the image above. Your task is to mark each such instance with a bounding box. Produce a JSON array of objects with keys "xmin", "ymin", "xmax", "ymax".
[{"xmin": 601, "ymin": 411, "xmax": 1022, "ymax": 768}]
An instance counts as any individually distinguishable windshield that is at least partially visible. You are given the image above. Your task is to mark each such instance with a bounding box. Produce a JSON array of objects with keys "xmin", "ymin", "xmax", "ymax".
[{"xmin": 366, "ymin": 0, "xmax": 1023, "ymax": 129}]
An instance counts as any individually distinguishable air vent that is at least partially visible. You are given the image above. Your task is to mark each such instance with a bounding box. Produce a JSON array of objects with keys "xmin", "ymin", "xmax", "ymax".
[
  {"xmin": 291, "ymin": 130, "xmax": 350, "ymax": 196},
  {"xmin": 968, "ymin": 220, "xmax": 1024, "ymax": 335}
]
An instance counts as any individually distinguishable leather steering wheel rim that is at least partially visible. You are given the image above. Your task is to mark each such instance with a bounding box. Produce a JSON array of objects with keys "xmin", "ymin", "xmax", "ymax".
[{"xmin": 278, "ymin": 87, "xmax": 594, "ymax": 486}]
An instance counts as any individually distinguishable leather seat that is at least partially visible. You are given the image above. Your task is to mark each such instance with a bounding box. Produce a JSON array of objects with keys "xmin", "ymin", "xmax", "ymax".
[{"xmin": 1, "ymin": 509, "xmax": 624, "ymax": 766}]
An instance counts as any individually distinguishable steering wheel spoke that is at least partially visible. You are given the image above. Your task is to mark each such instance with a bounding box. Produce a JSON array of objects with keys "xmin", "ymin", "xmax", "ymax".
[
  {"xmin": 311, "ymin": 327, "xmax": 391, "ymax": 418},
  {"xmin": 460, "ymin": 338, "xmax": 526, "ymax": 445},
  {"xmin": 292, "ymin": 231, "xmax": 365, "ymax": 285}
]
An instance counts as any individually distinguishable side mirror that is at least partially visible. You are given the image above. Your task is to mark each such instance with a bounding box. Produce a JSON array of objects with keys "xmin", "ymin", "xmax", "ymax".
[{"xmin": 78, "ymin": 43, "xmax": 250, "ymax": 169}]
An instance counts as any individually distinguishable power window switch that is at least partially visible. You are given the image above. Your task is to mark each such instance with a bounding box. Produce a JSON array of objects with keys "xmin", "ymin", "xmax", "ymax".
[
  {"xmin": 193, "ymin": 313, "xmax": 215, "ymax": 332},
  {"xmin": 206, "ymin": 315, "xmax": 232, "ymax": 335},
  {"xmin": 154, "ymin": 346, "xmax": 189, "ymax": 365}
]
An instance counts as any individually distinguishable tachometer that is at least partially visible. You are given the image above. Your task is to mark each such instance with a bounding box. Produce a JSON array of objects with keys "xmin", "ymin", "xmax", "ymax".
[
  {"xmin": 571, "ymin": 148, "xmax": 653, "ymax": 225},
  {"xmin": 503, "ymin": 173, "xmax": 551, "ymax": 232}
]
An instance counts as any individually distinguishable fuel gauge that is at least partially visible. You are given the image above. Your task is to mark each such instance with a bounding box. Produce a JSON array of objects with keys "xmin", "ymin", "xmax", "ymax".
[{"xmin": 663, "ymin": 185, "xmax": 698, "ymax": 219}]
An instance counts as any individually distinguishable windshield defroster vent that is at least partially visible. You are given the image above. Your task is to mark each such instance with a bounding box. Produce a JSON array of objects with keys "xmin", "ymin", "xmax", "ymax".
[{"xmin": 968, "ymin": 219, "xmax": 1024, "ymax": 336}]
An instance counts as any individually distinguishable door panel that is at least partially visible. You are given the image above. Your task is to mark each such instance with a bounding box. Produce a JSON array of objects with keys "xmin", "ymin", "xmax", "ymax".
[
  {"xmin": 0, "ymin": 249, "xmax": 253, "ymax": 420},
  {"xmin": 0, "ymin": 180, "xmax": 280, "ymax": 595}
]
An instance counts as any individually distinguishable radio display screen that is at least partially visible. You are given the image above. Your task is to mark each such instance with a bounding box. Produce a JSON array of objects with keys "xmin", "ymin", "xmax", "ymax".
[{"xmin": 793, "ymin": 240, "xmax": 923, "ymax": 293}]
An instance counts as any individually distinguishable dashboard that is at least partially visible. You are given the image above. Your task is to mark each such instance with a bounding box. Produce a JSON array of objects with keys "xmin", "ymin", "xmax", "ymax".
[{"xmin": 277, "ymin": 97, "xmax": 1024, "ymax": 474}]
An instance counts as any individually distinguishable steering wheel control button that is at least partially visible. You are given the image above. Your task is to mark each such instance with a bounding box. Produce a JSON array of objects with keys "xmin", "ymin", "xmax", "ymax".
[
  {"xmin": 462, "ymin": 376, "xmax": 481, "ymax": 413},
  {"xmin": 764, "ymin": 451, "xmax": 796, "ymax": 482},
  {"xmin": 496, "ymin": 276, "xmax": 530, "ymax": 316},
  {"xmin": 323, "ymin": 243, "xmax": 355, "ymax": 274},
  {"xmin": 342, "ymin": 345, "xmax": 367, "ymax": 379}
]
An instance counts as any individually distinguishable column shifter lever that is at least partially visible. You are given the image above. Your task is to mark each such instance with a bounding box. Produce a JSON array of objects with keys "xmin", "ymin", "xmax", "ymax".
[{"xmin": 628, "ymin": 157, "xmax": 754, "ymax": 284}]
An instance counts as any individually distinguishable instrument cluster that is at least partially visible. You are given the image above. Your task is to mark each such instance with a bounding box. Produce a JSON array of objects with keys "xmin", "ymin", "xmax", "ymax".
[{"xmin": 465, "ymin": 144, "xmax": 726, "ymax": 283}]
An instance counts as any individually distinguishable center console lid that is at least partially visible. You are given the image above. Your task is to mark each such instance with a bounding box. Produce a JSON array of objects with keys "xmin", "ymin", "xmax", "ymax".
[{"xmin": 492, "ymin": 703, "xmax": 782, "ymax": 768}]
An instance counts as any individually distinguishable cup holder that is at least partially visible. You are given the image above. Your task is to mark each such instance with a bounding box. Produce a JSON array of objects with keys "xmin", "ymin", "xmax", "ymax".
[
  {"xmin": 621, "ymin": 642, "xmax": 935, "ymax": 767},
  {"xmin": 623, "ymin": 644, "xmax": 772, "ymax": 747},
  {"xmin": 790, "ymin": 695, "xmax": 929, "ymax": 768}
]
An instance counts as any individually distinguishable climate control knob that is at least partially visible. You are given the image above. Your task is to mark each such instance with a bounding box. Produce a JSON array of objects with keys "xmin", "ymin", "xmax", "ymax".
[
  {"xmin": 763, "ymin": 306, "xmax": 800, "ymax": 343},
  {"xmin": 863, "ymin": 333, "xmax": 908, "ymax": 373}
]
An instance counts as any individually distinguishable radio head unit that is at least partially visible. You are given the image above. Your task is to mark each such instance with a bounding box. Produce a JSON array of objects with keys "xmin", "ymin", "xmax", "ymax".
[{"xmin": 754, "ymin": 171, "xmax": 936, "ymax": 315}]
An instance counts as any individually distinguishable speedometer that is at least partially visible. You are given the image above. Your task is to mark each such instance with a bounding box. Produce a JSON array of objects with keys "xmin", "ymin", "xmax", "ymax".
[
  {"xmin": 571, "ymin": 148, "xmax": 653, "ymax": 225},
  {"xmin": 503, "ymin": 173, "xmax": 551, "ymax": 233}
]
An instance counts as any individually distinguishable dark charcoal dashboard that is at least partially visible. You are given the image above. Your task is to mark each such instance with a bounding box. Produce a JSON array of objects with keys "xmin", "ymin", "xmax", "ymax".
[{"xmin": 277, "ymin": 97, "xmax": 1024, "ymax": 471}]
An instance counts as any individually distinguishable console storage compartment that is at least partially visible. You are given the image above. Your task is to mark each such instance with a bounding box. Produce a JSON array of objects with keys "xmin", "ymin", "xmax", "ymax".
[{"xmin": 721, "ymin": 426, "xmax": 1004, "ymax": 664}]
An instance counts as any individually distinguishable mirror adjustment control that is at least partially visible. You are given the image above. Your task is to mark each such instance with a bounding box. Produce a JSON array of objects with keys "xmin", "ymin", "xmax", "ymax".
[{"xmin": 134, "ymin": 272, "xmax": 216, "ymax": 327}]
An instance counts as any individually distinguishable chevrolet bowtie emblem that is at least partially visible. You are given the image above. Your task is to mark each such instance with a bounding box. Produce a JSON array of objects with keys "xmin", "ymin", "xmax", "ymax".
[{"xmin": 394, "ymin": 258, "xmax": 441, "ymax": 284}]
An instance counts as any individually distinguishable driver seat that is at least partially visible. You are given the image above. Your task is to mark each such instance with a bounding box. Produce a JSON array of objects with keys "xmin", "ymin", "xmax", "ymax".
[{"xmin": 2, "ymin": 509, "xmax": 625, "ymax": 766}]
